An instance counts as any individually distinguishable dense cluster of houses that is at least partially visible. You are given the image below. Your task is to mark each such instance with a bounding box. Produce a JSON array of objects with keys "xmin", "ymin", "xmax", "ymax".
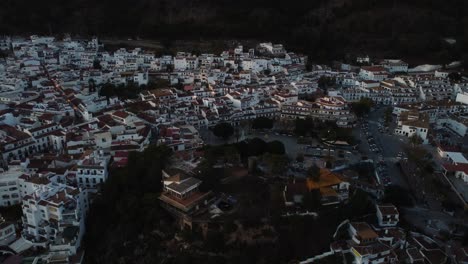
[
  {"xmin": 301, "ymin": 203, "xmax": 468, "ymax": 264},
  {"xmin": 0, "ymin": 35, "xmax": 467, "ymax": 263}
]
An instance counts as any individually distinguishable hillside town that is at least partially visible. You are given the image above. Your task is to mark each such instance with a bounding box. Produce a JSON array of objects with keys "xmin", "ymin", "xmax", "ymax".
[{"xmin": 0, "ymin": 35, "xmax": 467, "ymax": 263}]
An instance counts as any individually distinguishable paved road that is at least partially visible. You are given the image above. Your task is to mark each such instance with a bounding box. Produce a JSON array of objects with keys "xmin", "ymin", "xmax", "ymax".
[{"xmin": 354, "ymin": 107, "xmax": 410, "ymax": 189}]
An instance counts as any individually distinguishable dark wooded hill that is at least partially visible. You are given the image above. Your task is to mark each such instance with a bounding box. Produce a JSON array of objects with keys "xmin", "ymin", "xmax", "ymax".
[{"xmin": 1, "ymin": 0, "xmax": 467, "ymax": 62}]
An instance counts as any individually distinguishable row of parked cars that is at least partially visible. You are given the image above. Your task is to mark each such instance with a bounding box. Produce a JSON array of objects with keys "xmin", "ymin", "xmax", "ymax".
[
  {"xmin": 396, "ymin": 151, "xmax": 407, "ymax": 160},
  {"xmin": 367, "ymin": 135, "xmax": 381, "ymax": 153},
  {"xmin": 376, "ymin": 161, "xmax": 392, "ymax": 186},
  {"xmin": 362, "ymin": 122, "xmax": 382, "ymax": 153}
]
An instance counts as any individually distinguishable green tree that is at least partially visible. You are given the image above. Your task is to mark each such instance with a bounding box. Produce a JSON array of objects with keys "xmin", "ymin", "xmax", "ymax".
[
  {"xmin": 247, "ymin": 137, "xmax": 267, "ymax": 156},
  {"xmin": 294, "ymin": 118, "xmax": 315, "ymax": 137},
  {"xmin": 462, "ymin": 228, "xmax": 468, "ymax": 246},
  {"xmin": 383, "ymin": 186, "xmax": 413, "ymax": 207},
  {"xmin": 384, "ymin": 108, "xmax": 393, "ymax": 126},
  {"xmin": 345, "ymin": 189, "xmax": 375, "ymax": 219},
  {"xmin": 149, "ymin": 78, "xmax": 170, "ymax": 89},
  {"xmin": 0, "ymin": 50, "xmax": 8, "ymax": 58},
  {"xmin": 318, "ymin": 76, "xmax": 335, "ymax": 90},
  {"xmin": 99, "ymin": 82, "xmax": 115, "ymax": 98},
  {"xmin": 84, "ymin": 145, "xmax": 173, "ymax": 263},
  {"xmin": 264, "ymin": 153, "xmax": 289, "ymax": 175},
  {"xmin": 93, "ymin": 59, "xmax": 102, "ymax": 70},
  {"xmin": 307, "ymin": 164, "xmax": 321, "ymax": 182},
  {"xmin": 88, "ymin": 78, "xmax": 96, "ymax": 93},
  {"xmin": 351, "ymin": 98, "xmax": 374, "ymax": 117},
  {"xmin": 223, "ymin": 145, "xmax": 239, "ymax": 164},
  {"xmin": 267, "ymin": 140, "xmax": 285, "ymax": 155},
  {"xmin": 205, "ymin": 230, "xmax": 225, "ymax": 252},
  {"xmin": 213, "ymin": 122, "xmax": 234, "ymax": 140},
  {"xmin": 409, "ymin": 134, "xmax": 423, "ymax": 146},
  {"xmin": 296, "ymin": 153, "xmax": 305, "ymax": 162},
  {"xmin": 448, "ymin": 72, "xmax": 462, "ymax": 82},
  {"xmin": 302, "ymin": 190, "xmax": 321, "ymax": 210},
  {"xmin": 252, "ymin": 117, "xmax": 274, "ymax": 129}
]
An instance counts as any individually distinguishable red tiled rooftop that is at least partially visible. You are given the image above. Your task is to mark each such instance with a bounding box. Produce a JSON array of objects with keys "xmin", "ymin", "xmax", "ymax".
[
  {"xmin": 112, "ymin": 110, "xmax": 129, "ymax": 119},
  {"xmin": 442, "ymin": 163, "xmax": 468, "ymax": 174}
]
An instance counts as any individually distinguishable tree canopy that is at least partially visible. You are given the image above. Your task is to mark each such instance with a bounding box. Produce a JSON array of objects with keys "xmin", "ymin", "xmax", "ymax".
[
  {"xmin": 409, "ymin": 134, "xmax": 423, "ymax": 146},
  {"xmin": 351, "ymin": 98, "xmax": 374, "ymax": 117},
  {"xmin": 247, "ymin": 137, "xmax": 268, "ymax": 156},
  {"xmin": 263, "ymin": 153, "xmax": 289, "ymax": 175},
  {"xmin": 384, "ymin": 108, "xmax": 393, "ymax": 126},
  {"xmin": 267, "ymin": 140, "xmax": 285, "ymax": 155},
  {"xmin": 318, "ymin": 76, "xmax": 336, "ymax": 90},
  {"xmin": 382, "ymin": 186, "xmax": 414, "ymax": 207},
  {"xmin": 84, "ymin": 145, "xmax": 173, "ymax": 263},
  {"xmin": 98, "ymin": 82, "xmax": 142, "ymax": 99},
  {"xmin": 252, "ymin": 117, "xmax": 274, "ymax": 130},
  {"xmin": 212, "ymin": 122, "xmax": 234, "ymax": 140},
  {"xmin": 307, "ymin": 164, "xmax": 321, "ymax": 182},
  {"xmin": 0, "ymin": 0, "xmax": 467, "ymax": 64}
]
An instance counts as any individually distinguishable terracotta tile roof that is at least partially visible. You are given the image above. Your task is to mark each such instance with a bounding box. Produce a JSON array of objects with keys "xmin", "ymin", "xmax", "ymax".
[
  {"xmin": 112, "ymin": 110, "xmax": 129, "ymax": 119},
  {"xmin": 306, "ymin": 169, "xmax": 343, "ymax": 190}
]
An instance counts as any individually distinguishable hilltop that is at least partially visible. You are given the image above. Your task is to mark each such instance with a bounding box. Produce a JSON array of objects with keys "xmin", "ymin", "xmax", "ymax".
[{"xmin": 0, "ymin": 0, "xmax": 467, "ymax": 62}]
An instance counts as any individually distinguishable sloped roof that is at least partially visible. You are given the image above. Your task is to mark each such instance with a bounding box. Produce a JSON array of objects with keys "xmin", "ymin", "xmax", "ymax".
[{"xmin": 306, "ymin": 169, "xmax": 343, "ymax": 190}]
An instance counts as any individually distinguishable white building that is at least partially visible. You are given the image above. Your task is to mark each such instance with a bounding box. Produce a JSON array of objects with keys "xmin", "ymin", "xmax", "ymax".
[
  {"xmin": 18, "ymin": 171, "xmax": 59, "ymax": 199},
  {"xmin": 394, "ymin": 119, "xmax": 429, "ymax": 144},
  {"xmin": 376, "ymin": 204, "xmax": 399, "ymax": 227},
  {"xmin": 21, "ymin": 184, "xmax": 87, "ymax": 258},
  {"xmin": 456, "ymin": 92, "xmax": 468, "ymax": 105},
  {"xmin": 359, "ymin": 66, "xmax": 388, "ymax": 81},
  {"xmin": 174, "ymin": 57, "xmax": 187, "ymax": 71},
  {"xmin": 0, "ymin": 166, "xmax": 23, "ymax": 207},
  {"xmin": 437, "ymin": 115, "xmax": 468, "ymax": 137},
  {"xmin": 0, "ymin": 215, "xmax": 15, "ymax": 246},
  {"xmin": 133, "ymin": 71, "xmax": 149, "ymax": 86},
  {"xmin": 356, "ymin": 55, "xmax": 370, "ymax": 64},
  {"xmin": 0, "ymin": 36, "xmax": 11, "ymax": 50},
  {"xmin": 76, "ymin": 151, "xmax": 109, "ymax": 189},
  {"xmin": 381, "ymin": 59, "xmax": 408, "ymax": 73}
]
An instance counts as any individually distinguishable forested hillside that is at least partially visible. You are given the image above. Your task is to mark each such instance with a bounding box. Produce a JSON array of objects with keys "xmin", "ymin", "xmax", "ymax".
[{"xmin": 1, "ymin": 0, "xmax": 467, "ymax": 61}]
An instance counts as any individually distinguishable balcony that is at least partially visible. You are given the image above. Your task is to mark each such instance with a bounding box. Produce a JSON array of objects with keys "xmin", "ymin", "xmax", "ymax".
[{"xmin": 21, "ymin": 231, "xmax": 48, "ymax": 247}]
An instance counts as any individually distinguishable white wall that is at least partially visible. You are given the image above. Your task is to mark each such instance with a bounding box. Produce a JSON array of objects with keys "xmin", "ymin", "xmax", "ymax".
[{"xmin": 456, "ymin": 93, "xmax": 468, "ymax": 105}]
